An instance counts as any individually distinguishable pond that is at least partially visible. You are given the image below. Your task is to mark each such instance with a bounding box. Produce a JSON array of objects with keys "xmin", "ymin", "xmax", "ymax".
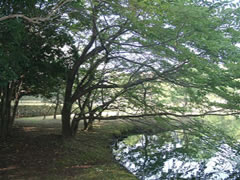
[{"xmin": 113, "ymin": 130, "xmax": 240, "ymax": 180}]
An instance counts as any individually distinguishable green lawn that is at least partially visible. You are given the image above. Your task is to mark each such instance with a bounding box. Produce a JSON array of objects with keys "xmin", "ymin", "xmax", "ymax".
[{"xmin": 1, "ymin": 116, "xmax": 140, "ymax": 180}]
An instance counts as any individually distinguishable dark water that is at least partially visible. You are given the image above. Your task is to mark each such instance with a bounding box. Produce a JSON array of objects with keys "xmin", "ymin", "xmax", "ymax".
[{"xmin": 113, "ymin": 130, "xmax": 240, "ymax": 180}]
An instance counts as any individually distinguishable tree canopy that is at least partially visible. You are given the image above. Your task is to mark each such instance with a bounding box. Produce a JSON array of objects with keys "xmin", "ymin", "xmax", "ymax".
[
  {"xmin": 0, "ymin": 0, "xmax": 72, "ymax": 139},
  {"xmin": 59, "ymin": 0, "xmax": 240, "ymax": 137},
  {"xmin": 1, "ymin": 0, "xmax": 240, "ymax": 139}
]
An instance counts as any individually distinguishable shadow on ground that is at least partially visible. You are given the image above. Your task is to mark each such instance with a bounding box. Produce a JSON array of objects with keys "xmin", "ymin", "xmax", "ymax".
[{"xmin": 0, "ymin": 116, "xmax": 138, "ymax": 180}]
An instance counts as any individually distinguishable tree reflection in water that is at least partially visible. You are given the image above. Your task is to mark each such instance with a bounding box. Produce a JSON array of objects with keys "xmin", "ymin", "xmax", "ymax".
[{"xmin": 113, "ymin": 130, "xmax": 240, "ymax": 179}]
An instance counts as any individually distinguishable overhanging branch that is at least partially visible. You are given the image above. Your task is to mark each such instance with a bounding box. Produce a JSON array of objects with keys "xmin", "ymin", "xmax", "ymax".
[
  {"xmin": 80, "ymin": 110, "xmax": 240, "ymax": 120},
  {"xmin": 0, "ymin": 0, "xmax": 72, "ymax": 24}
]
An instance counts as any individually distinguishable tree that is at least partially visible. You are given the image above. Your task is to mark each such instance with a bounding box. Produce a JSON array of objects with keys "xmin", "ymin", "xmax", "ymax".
[
  {"xmin": 0, "ymin": 0, "xmax": 72, "ymax": 23},
  {"xmin": 59, "ymin": 0, "xmax": 240, "ymax": 137},
  {"xmin": 42, "ymin": 81, "xmax": 65, "ymax": 120},
  {"xmin": 0, "ymin": 0, "xmax": 72, "ymax": 140}
]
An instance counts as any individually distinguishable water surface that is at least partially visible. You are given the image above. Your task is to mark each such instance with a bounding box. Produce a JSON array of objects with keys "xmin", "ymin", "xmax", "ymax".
[{"xmin": 113, "ymin": 130, "xmax": 240, "ymax": 179}]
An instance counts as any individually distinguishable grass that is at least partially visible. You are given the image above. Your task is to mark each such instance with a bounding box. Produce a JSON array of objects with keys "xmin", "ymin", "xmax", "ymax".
[
  {"xmin": 0, "ymin": 116, "xmax": 144, "ymax": 180},
  {"xmin": 3, "ymin": 114, "xmax": 237, "ymax": 179}
]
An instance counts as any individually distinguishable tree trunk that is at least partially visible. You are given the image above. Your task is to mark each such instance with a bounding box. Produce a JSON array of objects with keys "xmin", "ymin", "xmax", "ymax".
[
  {"xmin": 71, "ymin": 117, "xmax": 80, "ymax": 136},
  {"xmin": 0, "ymin": 100, "xmax": 9, "ymax": 141},
  {"xmin": 0, "ymin": 87, "xmax": 5, "ymax": 140},
  {"xmin": 0, "ymin": 84, "xmax": 12, "ymax": 140},
  {"xmin": 53, "ymin": 90, "xmax": 60, "ymax": 119},
  {"xmin": 83, "ymin": 115, "xmax": 94, "ymax": 131},
  {"xmin": 83, "ymin": 119, "xmax": 88, "ymax": 130},
  {"xmin": 61, "ymin": 102, "xmax": 72, "ymax": 138},
  {"xmin": 7, "ymin": 96, "xmax": 20, "ymax": 135},
  {"xmin": 61, "ymin": 77, "xmax": 74, "ymax": 138},
  {"xmin": 86, "ymin": 118, "xmax": 93, "ymax": 131},
  {"xmin": 53, "ymin": 104, "xmax": 58, "ymax": 119},
  {"xmin": 42, "ymin": 105, "xmax": 53, "ymax": 120}
]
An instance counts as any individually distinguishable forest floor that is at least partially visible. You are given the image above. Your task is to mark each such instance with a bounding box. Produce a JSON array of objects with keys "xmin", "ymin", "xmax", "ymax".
[{"xmin": 0, "ymin": 116, "xmax": 164, "ymax": 180}]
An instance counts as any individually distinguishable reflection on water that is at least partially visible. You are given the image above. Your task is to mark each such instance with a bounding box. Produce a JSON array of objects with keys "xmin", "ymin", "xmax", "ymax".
[{"xmin": 113, "ymin": 130, "xmax": 240, "ymax": 180}]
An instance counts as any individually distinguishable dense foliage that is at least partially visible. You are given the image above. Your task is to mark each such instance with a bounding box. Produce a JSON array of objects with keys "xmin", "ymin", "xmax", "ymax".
[
  {"xmin": 1, "ymin": 0, "xmax": 240, "ymax": 139},
  {"xmin": 60, "ymin": 0, "xmax": 240, "ymax": 137},
  {"xmin": 0, "ymin": 0, "xmax": 71, "ymax": 139}
]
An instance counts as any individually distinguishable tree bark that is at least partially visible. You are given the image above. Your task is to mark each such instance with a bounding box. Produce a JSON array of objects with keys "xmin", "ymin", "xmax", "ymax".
[
  {"xmin": 0, "ymin": 84, "xmax": 12, "ymax": 140},
  {"xmin": 61, "ymin": 102, "xmax": 72, "ymax": 138},
  {"xmin": 53, "ymin": 90, "xmax": 60, "ymax": 119},
  {"xmin": 61, "ymin": 77, "xmax": 74, "ymax": 138},
  {"xmin": 83, "ymin": 113, "xmax": 94, "ymax": 131},
  {"xmin": 71, "ymin": 117, "xmax": 80, "ymax": 136},
  {"xmin": 84, "ymin": 118, "xmax": 94, "ymax": 131},
  {"xmin": 7, "ymin": 95, "xmax": 20, "ymax": 135}
]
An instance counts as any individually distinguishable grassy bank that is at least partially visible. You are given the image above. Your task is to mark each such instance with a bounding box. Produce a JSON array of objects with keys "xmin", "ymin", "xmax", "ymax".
[{"xmin": 0, "ymin": 116, "xmax": 151, "ymax": 180}]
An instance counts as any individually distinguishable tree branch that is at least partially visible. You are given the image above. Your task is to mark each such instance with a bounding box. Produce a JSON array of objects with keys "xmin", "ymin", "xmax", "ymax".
[
  {"xmin": 79, "ymin": 109, "xmax": 240, "ymax": 120},
  {"xmin": 0, "ymin": 0, "xmax": 72, "ymax": 24}
]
